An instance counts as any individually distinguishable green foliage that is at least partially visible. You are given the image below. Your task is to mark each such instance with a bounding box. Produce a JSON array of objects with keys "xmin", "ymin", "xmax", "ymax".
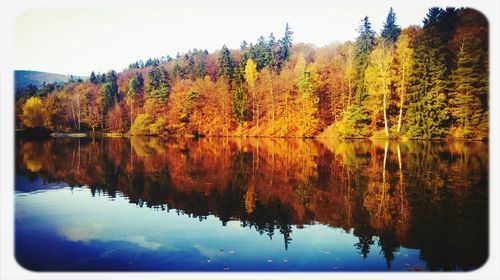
[
  {"xmin": 89, "ymin": 71, "xmax": 98, "ymax": 84},
  {"xmin": 338, "ymin": 104, "xmax": 369, "ymax": 138},
  {"xmin": 279, "ymin": 23, "xmax": 293, "ymax": 64},
  {"xmin": 16, "ymin": 17, "xmax": 488, "ymax": 140},
  {"xmin": 405, "ymin": 24, "xmax": 449, "ymax": 138},
  {"xmin": 449, "ymin": 34, "xmax": 488, "ymax": 139},
  {"xmin": 217, "ymin": 45, "xmax": 234, "ymax": 80},
  {"xmin": 381, "ymin": 7, "xmax": 401, "ymax": 43},
  {"xmin": 102, "ymin": 82, "xmax": 115, "ymax": 115},
  {"xmin": 128, "ymin": 72, "xmax": 144, "ymax": 96},
  {"xmin": 354, "ymin": 16, "xmax": 376, "ymax": 103},
  {"xmin": 296, "ymin": 66, "xmax": 320, "ymax": 136},
  {"xmin": 130, "ymin": 113, "xmax": 154, "ymax": 135},
  {"xmin": 148, "ymin": 117, "xmax": 168, "ymax": 135},
  {"xmin": 232, "ymin": 64, "xmax": 247, "ymax": 124},
  {"xmin": 180, "ymin": 90, "xmax": 200, "ymax": 123},
  {"xmin": 147, "ymin": 67, "xmax": 170, "ymax": 101}
]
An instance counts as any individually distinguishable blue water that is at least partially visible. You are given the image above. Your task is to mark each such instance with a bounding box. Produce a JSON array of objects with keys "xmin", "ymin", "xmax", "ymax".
[
  {"xmin": 14, "ymin": 137, "xmax": 488, "ymax": 271},
  {"xmin": 15, "ymin": 185, "xmax": 425, "ymax": 271}
]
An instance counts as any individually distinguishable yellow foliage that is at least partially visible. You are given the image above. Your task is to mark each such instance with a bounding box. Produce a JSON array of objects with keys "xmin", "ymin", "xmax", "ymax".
[{"xmin": 21, "ymin": 97, "xmax": 45, "ymax": 128}]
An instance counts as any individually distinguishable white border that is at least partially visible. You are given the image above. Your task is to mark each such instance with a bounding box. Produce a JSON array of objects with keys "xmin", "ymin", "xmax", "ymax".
[{"xmin": 1, "ymin": 0, "xmax": 499, "ymax": 279}]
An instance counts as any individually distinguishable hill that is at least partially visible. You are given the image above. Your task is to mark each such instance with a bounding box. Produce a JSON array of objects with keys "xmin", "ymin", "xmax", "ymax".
[{"xmin": 14, "ymin": 70, "xmax": 87, "ymax": 90}]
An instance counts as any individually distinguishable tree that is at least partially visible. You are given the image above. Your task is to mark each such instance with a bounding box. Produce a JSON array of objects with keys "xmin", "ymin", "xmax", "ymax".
[
  {"xmin": 278, "ymin": 23, "xmax": 293, "ymax": 70},
  {"xmin": 105, "ymin": 70, "xmax": 118, "ymax": 97},
  {"xmin": 342, "ymin": 42, "xmax": 356, "ymax": 106},
  {"xmin": 80, "ymin": 84, "xmax": 102, "ymax": 133},
  {"xmin": 130, "ymin": 113, "xmax": 154, "ymax": 135},
  {"xmin": 341, "ymin": 16, "xmax": 375, "ymax": 137},
  {"xmin": 89, "ymin": 71, "xmax": 98, "ymax": 84},
  {"xmin": 102, "ymin": 82, "xmax": 115, "ymax": 117},
  {"xmin": 217, "ymin": 45, "xmax": 234, "ymax": 80},
  {"xmin": 21, "ymin": 97, "xmax": 45, "ymax": 128},
  {"xmin": 449, "ymin": 33, "xmax": 488, "ymax": 138},
  {"xmin": 127, "ymin": 72, "xmax": 144, "ymax": 124},
  {"xmin": 232, "ymin": 64, "xmax": 247, "ymax": 125},
  {"xmin": 364, "ymin": 42, "xmax": 394, "ymax": 136},
  {"xmin": 406, "ymin": 21, "xmax": 449, "ymax": 138},
  {"xmin": 147, "ymin": 66, "xmax": 170, "ymax": 118},
  {"xmin": 180, "ymin": 90, "xmax": 199, "ymax": 123},
  {"xmin": 394, "ymin": 33, "xmax": 414, "ymax": 133},
  {"xmin": 245, "ymin": 59, "xmax": 259, "ymax": 128},
  {"xmin": 381, "ymin": 7, "xmax": 401, "ymax": 44},
  {"xmin": 296, "ymin": 65, "xmax": 320, "ymax": 136},
  {"xmin": 44, "ymin": 92, "xmax": 68, "ymax": 131},
  {"xmin": 107, "ymin": 102, "xmax": 126, "ymax": 132},
  {"xmin": 355, "ymin": 16, "xmax": 376, "ymax": 103}
]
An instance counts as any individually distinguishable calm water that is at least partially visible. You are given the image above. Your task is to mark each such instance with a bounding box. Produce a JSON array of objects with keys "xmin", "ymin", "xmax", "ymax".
[{"xmin": 15, "ymin": 137, "xmax": 488, "ymax": 271}]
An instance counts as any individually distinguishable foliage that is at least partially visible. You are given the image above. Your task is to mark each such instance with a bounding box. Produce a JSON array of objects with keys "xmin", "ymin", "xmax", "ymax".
[
  {"xmin": 21, "ymin": 97, "xmax": 45, "ymax": 128},
  {"xmin": 15, "ymin": 12, "xmax": 488, "ymax": 139},
  {"xmin": 381, "ymin": 7, "xmax": 401, "ymax": 44}
]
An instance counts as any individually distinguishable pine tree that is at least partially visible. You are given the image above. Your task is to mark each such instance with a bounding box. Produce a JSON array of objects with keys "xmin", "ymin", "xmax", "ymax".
[
  {"xmin": 405, "ymin": 24, "xmax": 449, "ymax": 138},
  {"xmin": 147, "ymin": 66, "xmax": 170, "ymax": 101},
  {"xmin": 341, "ymin": 16, "xmax": 375, "ymax": 137},
  {"xmin": 217, "ymin": 45, "xmax": 234, "ymax": 80},
  {"xmin": 381, "ymin": 7, "xmax": 401, "ymax": 44},
  {"xmin": 232, "ymin": 63, "xmax": 247, "ymax": 125},
  {"xmin": 102, "ymin": 82, "xmax": 115, "ymax": 116},
  {"xmin": 275, "ymin": 23, "xmax": 293, "ymax": 72},
  {"xmin": 296, "ymin": 66, "xmax": 320, "ymax": 136},
  {"xmin": 127, "ymin": 72, "xmax": 144, "ymax": 124},
  {"xmin": 449, "ymin": 34, "xmax": 488, "ymax": 138},
  {"xmin": 89, "ymin": 71, "xmax": 98, "ymax": 84},
  {"xmin": 105, "ymin": 70, "xmax": 118, "ymax": 98}
]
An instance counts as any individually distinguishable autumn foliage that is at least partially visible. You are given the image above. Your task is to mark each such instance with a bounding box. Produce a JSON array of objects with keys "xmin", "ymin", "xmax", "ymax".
[{"xmin": 15, "ymin": 8, "xmax": 488, "ymax": 140}]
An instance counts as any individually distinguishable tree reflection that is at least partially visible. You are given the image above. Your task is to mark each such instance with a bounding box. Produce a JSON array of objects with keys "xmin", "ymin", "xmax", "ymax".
[{"xmin": 16, "ymin": 136, "xmax": 488, "ymax": 271}]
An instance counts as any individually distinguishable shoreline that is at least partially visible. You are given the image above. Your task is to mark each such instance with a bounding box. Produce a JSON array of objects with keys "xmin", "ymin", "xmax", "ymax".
[{"xmin": 15, "ymin": 129, "xmax": 488, "ymax": 142}]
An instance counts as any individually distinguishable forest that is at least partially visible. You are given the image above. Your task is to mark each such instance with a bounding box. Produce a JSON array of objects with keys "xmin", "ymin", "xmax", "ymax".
[{"xmin": 15, "ymin": 7, "xmax": 488, "ymax": 140}]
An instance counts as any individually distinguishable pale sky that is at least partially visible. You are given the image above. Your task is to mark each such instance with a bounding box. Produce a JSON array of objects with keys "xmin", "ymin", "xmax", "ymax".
[{"xmin": 13, "ymin": 2, "xmax": 431, "ymax": 76}]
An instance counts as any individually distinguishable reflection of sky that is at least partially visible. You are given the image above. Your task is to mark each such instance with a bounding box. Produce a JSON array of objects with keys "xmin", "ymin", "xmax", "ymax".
[{"xmin": 15, "ymin": 186, "xmax": 426, "ymax": 271}]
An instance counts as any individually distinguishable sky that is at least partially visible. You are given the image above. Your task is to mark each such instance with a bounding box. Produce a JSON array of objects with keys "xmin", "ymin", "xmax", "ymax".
[{"xmin": 13, "ymin": 2, "xmax": 431, "ymax": 76}]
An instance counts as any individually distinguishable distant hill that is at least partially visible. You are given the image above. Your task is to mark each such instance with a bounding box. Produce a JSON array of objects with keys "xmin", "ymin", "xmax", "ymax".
[{"xmin": 14, "ymin": 70, "xmax": 87, "ymax": 90}]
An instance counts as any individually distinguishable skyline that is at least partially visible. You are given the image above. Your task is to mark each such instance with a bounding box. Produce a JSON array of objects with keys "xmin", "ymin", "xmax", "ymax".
[{"xmin": 13, "ymin": 4, "xmax": 432, "ymax": 76}]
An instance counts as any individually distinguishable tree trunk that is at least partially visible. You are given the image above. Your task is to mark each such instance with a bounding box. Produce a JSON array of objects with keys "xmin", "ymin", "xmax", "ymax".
[
  {"xmin": 383, "ymin": 79, "xmax": 389, "ymax": 136},
  {"xmin": 383, "ymin": 92, "xmax": 389, "ymax": 136},
  {"xmin": 130, "ymin": 99, "xmax": 133, "ymax": 126},
  {"xmin": 397, "ymin": 65, "xmax": 405, "ymax": 133}
]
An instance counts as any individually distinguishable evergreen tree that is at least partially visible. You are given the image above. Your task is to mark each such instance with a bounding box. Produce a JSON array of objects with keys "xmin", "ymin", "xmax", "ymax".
[
  {"xmin": 405, "ymin": 23, "xmax": 449, "ymax": 138},
  {"xmin": 355, "ymin": 16, "xmax": 376, "ymax": 103},
  {"xmin": 296, "ymin": 66, "xmax": 320, "ymax": 136},
  {"xmin": 279, "ymin": 23, "xmax": 293, "ymax": 65},
  {"xmin": 251, "ymin": 36, "xmax": 273, "ymax": 71},
  {"xmin": 147, "ymin": 66, "xmax": 170, "ymax": 101},
  {"xmin": 105, "ymin": 70, "xmax": 118, "ymax": 98},
  {"xmin": 449, "ymin": 34, "xmax": 488, "ymax": 138},
  {"xmin": 102, "ymin": 82, "xmax": 115, "ymax": 116},
  {"xmin": 195, "ymin": 50, "xmax": 208, "ymax": 78},
  {"xmin": 342, "ymin": 16, "xmax": 375, "ymax": 137},
  {"xmin": 89, "ymin": 71, "xmax": 98, "ymax": 84},
  {"xmin": 217, "ymin": 45, "xmax": 235, "ymax": 80},
  {"xmin": 381, "ymin": 7, "xmax": 401, "ymax": 44},
  {"xmin": 232, "ymin": 63, "xmax": 247, "ymax": 124}
]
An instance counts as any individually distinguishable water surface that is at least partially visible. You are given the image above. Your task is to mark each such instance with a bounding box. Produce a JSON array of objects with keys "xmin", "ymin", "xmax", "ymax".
[{"xmin": 15, "ymin": 137, "xmax": 488, "ymax": 271}]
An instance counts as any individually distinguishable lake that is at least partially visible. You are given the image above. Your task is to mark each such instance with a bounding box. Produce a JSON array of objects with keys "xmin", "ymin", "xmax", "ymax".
[{"xmin": 15, "ymin": 136, "xmax": 488, "ymax": 271}]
